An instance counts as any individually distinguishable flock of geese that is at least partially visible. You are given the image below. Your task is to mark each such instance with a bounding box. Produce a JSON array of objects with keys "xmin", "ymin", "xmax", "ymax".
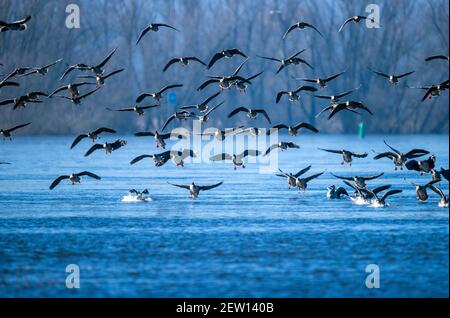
[{"xmin": 0, "ymin": 14, "xmax": 449, "ymax": 206}]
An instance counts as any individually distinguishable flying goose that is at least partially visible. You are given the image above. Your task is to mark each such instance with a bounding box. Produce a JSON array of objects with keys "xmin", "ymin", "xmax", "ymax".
[
  {"xmin": 295, "ymin": 70, "xmax": 346, "ymax": 89},
  {"xmin": 21, "ymin": 58, "xmax": 63, "ymax": 76},
  {"xmin": 134, "ymin": 130, "xmax": 187, "ymax": 149},
  {"xmin": 233, "ymin": 71, "xmax": 264, "ymax": 92},
  {"xmin": 373, "ymin": 140, "xmax": 429, "ymax": 170},
  {"xmin": 107, "ymin": 104, "xmax": 159, "ymax": 116},
  {"xmin": 295, "ymin": 170, "xmax": 324, "ymax": 191},
  {"xmin": 0, "ymin": 15, "xmax": 31, "ymax": 32},
  {"xmin": 209, "ymin": 150, "xmax": 261, "ymax": 170},
  {"xmin": 70, "ymin": 127, "xmax": 116, "ymax": 149},
  {"xmin": 49, "ymin": 82, "xmax": 96, "ymax": 98},
  {"xmin": 257, "ymin": 49, "xmax": 313, "ymax": 74},
  {"xmin": 0, "ymin": 162, "xmax": 11, "ymax": 165},
  {"xmin": 49, "ymin": 171, "xmax": 101, "ymax": 190},
  {"xmin": 130, "ymin": 149, "xmax": 196, "ymax": 167},
  {"xmin": 162, "ymin": 110, "xmax": 196, "ymax": 131},
  {"xmin": 180, "ymin": 91, "xmax": 220, "ymax": 113},
  {"xmin": 136, "ymin": 84, "xmax": 183, "ymax": 104},
  {"xmin": 267, "ymin": 122, "xmax": 318, "ymax": 136},
  {"xmin": 327, "ymin": 185, "xmax": 349, "ymax": 199},
  {"xmin": 311, "ymin": 86, "xmax": 361, "ymax": 105},
  {"xmin": 408, "ymin": 179, "xmax": 440, "ymax": 202},
  {"xmin": 338, "ymin": 15, "xmax": 379, "ymax": 32},
  {"xmin": 192, "ymin": 101, "xmax": 225, "ymax": 123},
  {"xmin": 198, "ymin": 59, "xmax": 249, "ymax": 91},
  {"xmin": 242, "ymin": 127, "xmax": 265, "ymax": 136},
  {"xmin": 128, "ymin": 189, "xmax": 150, "ymax": 201},
  {"xmin": 276, "ymin": 166, "xmax": 312, "ymax": 189},
  {"xmin": 318, "ymin": 148, "xmax": 368, "ymax": 165},
  {"xmin": 425, "ymin": 55, "xmax": 449, "ymax": 62},
  {"xmin": 1, "ymin": 67, "xmax": 33, "ymax": 82},
  {"xmin": 60, "ymin": 48, "xmax": 117, "ymax": 79},
  {"xmin": 428, "ymin": 184, "xmax": 449, "ymax": 208},
  {"xmin": 410, "ymin": 80, "xmax": 449, "ymax": 101},
  {"xmin": 207, "ymin": 48, "xmax": 246, "ymax": 69},
  {"xmin": 360, "ymin": 188, "xmax": 402, "ymax": 207},
  {"xmin": 405, "ymin": 155, "xmax": 436, "ymax": 175},
  {"xmin": 0, "ymin": 79, "xmax": 19, "ymax": 90},
  {"xmin": 136, "ymin": 23, "xmax": 179, "ymax": 45},
  {"xmin": 53, "ymin": 87, "xmax": 100, "ymax": 105},
  {"xmin": 327, "ymin": 100, "xmax": 373, "ymax": 120},
  {"xmin": 78, "ymin": 69, "xmax": 124, "ymax": 86},
  {"xmin": 168, "ymin": 181, "xmax": 223, "ymax": 199},
  {"xmin": 264, "ymin": 142, "xmax": 300, "ymax": 156},
  {"xmin": 369, "ymin": 68, "xmax": 415, "ymax": 84},
  {"xmin": 276, "ymin": 85, "xmax": 317, "ymax": 103},
  {"xmin": 331, "ymin": 173, "xmax": 384, "ymax": 189},
  {"xmin": 283, "ymin": 21, "xmax": 323, "ymax": 39},
  {"xmin": 228, "ymin": 107, "xmax": 272, "ymax": 124},
  {"xmin": 432, "ymin": 168, "xmax": 449, "ymax": 182},
  {"xmin": 0, "ymin": 122, "xmax": 31, "ymax": 140},
  {"xmin": 163, "ymin": 56, "xmax": 206, "ymax": 72},
  {"xmin": 84, "ymin": 139, "xmax": 127, "ymax": 157},
  {"xmin": 0, "ymin": 91, "xmax": 48, "ymax": 109},
  {"xmin": 196, "ymin": 126, "xmax": 245, "ymax": 141}
]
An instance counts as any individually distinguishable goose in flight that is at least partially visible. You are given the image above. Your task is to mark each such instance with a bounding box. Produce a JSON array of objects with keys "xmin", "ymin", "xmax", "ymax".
[
  {"xmin": 405, "ymin": 155, "xmax": 436, "ymax": 175},
  {"xmin": 60, "ymin": 47, "xmax": 117, "ymax": 79},
  {"xmin": 431, "ymin": 168, "xmax": 449, "ymax": 182},
  {"xmin": 162, "ymin": 111, "xmax": 196, "ymax": 131},
  {"xmin": 311, "ymin": 86, "xmax": 361, "ymax": 105},
  {"xmin": 130, "ymin": 149, "xmax": 196, "ymax": 167},
  {"xmin": 264, "ymin": 142, "xmax": 300, "ymax": 156},
  {"xmin": 210, "ymin": 150, "xmax": 261, "ymax": 170},
  {"xmin": 21, "ymin": 58, "xmax": 63, "ymax": 76},
  {"xmin": 407, "ymin": 179, "xmax": 440, "ymax": 202},
  {"xmin": 192, "ymin": 101, "xmax": 225, "ymax": 123},
  {"xmin": 195, "ymin": 127, "xmax": 245, "ymax": 141},
  {"xmin": 228, "ymin": 107, "xmax": 272, "ymax": 124},
  {"xmin": 327, "ymin": 100, "xmax": 373, "ymax": 120},
  {"xmin": 163, "ymin": 56, "xmax": 206, "ymax": 72},
  {"xmin": 409, "ymin": 80, "xmax": 449, "ymax": 101},
  {"xmin": 369, "ymin": 68, "xmax": 415, "ymax": 84},
  {"xmin": 276, "ymin": 85, "xmax": 317, "ymax": 103},
  {"xmin": 267, "ymin": 122, "xmax": 318, "ymax": 136},
  {"xmin": 49, "ymin": 171, "xmax": 101, "ymax": 190},
  {"xmin": 233, "ymin": 71, "xmax": 264, "ymax": 92},
  {"xmin": 1, "ymin": 122, "xmax": 31, "ymax": 140},
  {"xmin": 107, "ymin": 104, "xmax": 159, "ymax": 116},
  {"xmin": 283, "ymin": 21, "xmax": 323, "ymax": 39},
  {"xmin": 327, "ymin": 185, "xmax": 349, "ymax": 199},
  {"xmin": 428, "ymin": 184, "xmax": 449, "ymax": 208},
  {"xmin": 1, "ymin": 67, "xmax": 34, "ymax": 82},
  {"xmin": 0, "ymin": 15, "xmax": 31, "ymax": 32},
  {"xmin": 198, "ymin": 59, "xmax": 250, "ymax": 91},
  {"xmin": 136, "ymin": 84, "xmax": 183, "ymax": 104},
  {"xmin": 373, "ymin": 140, "xmax": 429, "ymax": 170},
  {"xmin": 318, "ymin": 148, "xmax": 368, "ymax": 165},
  {"xmin": 70, "ymin": 127, "xmax": 116, "ymax": 149},
  {"xmin": 344, "ymin": 181, "xmax": 392, "ymax": 203},
  {"xmin": 338, "ymin": 15, "xmax": 379, "ymax": 32},
  {"xmin": 180, "ymin": 91, "xmax": 220, "ymax": 113},
  {"xmin": 78, "ymin": 69, "xmax": 124, "ymax": 86},
  {"xmin": 134, "ymin": 130, "xmax": 187, "ymax": 149},
  {"xmin": 168, "ymin": 181, "xmax": 223, "ymax": 199},
  {"xmin": 53, "ymin": 87, "xmax": 100, "ymax": 105},
  {"xmin": 0, "ymin": 162, "xmax": 11, "ymax": 165},
  {"xmin": 276, "ymin": 166, "xmax": 312, "ymax": 189},
  {"xmin": 49, "ymin": 82, "xmax": 96, "ymax": 98},
  {"xmin": 0, "ymin": 79, "xmax": 19, "ymax": 90},
  {"xmin": 295, "ymin": 170, "xmax": 324, "ymax": 191},
  {"xmin": 136, "ymin": 23, "xmax": 179, "ymax": 45},
  {"xmin": 84, "ymin": 139, "xmax": 127, "ymax": 157},
  {"xmin": 331, "ymin": 173, "xmax": 384, "ymax": 189},
  {"xmin": 0, "ymin": 91, "xmax": 48, "ymax": 110},
  {"xmin": 425, "ymin": 55, "xmax": 449, "ymax": 62},
  {"xmin": 207, "ymin": 48, "xmax": 246, "ymax": 69},
  {"xmin": 294, "ymin": 70, "xmax": 346, "ymax": 89},
  {"xmin": 257, "ymin": 49, "xmax": 312, "ymax": 74}
]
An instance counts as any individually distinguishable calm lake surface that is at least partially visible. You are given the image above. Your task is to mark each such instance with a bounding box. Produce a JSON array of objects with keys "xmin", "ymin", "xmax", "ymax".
[{"xmin": 0, "ymin": 134, "xmax": 448, "ymax": 297}]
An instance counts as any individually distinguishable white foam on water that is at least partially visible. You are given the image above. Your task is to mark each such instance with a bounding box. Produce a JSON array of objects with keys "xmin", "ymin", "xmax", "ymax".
[
  {"xmin": 350, "ymin": 196, "xmax": 369, "ymax": 205},
  {"xmin": 121, "ymin": 195, "xmax": 152, "ymax": 202}
]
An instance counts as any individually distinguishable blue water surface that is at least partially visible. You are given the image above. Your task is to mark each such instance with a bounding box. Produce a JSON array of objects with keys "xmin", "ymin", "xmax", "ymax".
[{"xmin": 0, "ymin": 134, "xmax": 448, "ymax": 297}]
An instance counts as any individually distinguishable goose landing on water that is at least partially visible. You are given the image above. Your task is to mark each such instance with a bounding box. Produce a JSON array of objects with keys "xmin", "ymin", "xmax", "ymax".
[
  {"xmin": 327, "ymin": 185, "xmax": 349, "ymax": 199},
  {"xmin": 373, "ymin": 140, "xmax": 429, "ymax": 170},
  {"xmin": 168, "ymin": 181, "xmax": 223, "ymax": 199},
  {"xmin": 319, "ymin": 148, "xmax": 367, "ymax": 166},
  {"xmin": 428, "ymin": 184, "xmax": 449, "ymax": 208}
]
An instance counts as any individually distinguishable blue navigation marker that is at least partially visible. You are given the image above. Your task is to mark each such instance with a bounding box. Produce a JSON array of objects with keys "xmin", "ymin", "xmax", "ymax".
[
  {"xmin": 168, "ymin": 92, "xmax": 177, "ymax": 106},
  {"xmin": 358, "ymin": 122, "xmax": 365, "ymax": 139}
]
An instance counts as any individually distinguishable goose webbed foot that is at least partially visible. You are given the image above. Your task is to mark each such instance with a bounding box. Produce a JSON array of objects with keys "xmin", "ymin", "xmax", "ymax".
[{"xmin": 233, "ymin": 166, "xmax": 237, "ymax": 171}]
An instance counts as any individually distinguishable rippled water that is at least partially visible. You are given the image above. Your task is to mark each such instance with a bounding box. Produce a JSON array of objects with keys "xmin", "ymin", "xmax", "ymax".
[{"xmin": 0, "ymin": 134, "xmax": 448, "ymax": 297}]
